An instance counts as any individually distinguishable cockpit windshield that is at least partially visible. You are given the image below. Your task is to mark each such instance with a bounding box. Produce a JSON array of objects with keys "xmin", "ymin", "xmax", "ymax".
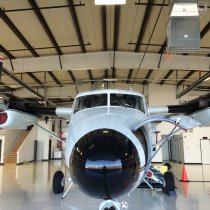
[
  {"xmin": 74, "ymin": 94, "xmax": 107, "ymax": 113},
  {"xmin": 110, "ymin": 94, "xmax": 145, "ymax": 113}
]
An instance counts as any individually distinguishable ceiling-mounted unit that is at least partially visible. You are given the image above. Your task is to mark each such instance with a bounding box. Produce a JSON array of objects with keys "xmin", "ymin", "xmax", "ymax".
[{"xmin": 167, "ymin": 0, "xmax": 200, "ymax": 52}]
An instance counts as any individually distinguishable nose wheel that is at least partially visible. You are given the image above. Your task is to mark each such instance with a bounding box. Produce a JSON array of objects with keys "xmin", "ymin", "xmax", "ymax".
[
  {"xmin": 99, "ymin": 200, "xmax": 128, "ymax": 210},
  {"xmin": 52, "ymin": 171, "xmax": 64, "ymax": 194}
]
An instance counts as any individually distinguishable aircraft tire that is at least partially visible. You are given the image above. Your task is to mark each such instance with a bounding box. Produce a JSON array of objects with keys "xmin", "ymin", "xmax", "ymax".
[
  {"xmin": 53, "ymin": 171, "xmax": 64, "ymax": 194},
  {"xmin": 104, "ymin": 208, "xmax": 116, "ymax": 210}
]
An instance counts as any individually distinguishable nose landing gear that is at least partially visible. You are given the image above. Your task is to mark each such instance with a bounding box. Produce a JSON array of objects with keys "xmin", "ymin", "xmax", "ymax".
[{"xmin": 99, "ymin": 200, "xmax": 128, "ymax": 210}]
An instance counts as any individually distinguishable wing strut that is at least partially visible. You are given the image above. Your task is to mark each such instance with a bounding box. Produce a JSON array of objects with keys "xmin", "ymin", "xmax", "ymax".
[{"xmin": 33, "ymin": 122, "xmax": 62, "ymax": 142}]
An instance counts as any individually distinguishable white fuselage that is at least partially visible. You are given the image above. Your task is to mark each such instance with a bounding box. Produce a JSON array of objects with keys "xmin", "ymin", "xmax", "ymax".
[{"xmin": 65, "ymin": 90, "xmax": 153, "ymax": 195}]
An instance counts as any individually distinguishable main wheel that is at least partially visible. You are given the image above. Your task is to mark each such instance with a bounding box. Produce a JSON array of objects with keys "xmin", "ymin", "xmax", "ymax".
[{"xmin": 53, "ymin": 171, "xmax": 64, "ymax": 194}]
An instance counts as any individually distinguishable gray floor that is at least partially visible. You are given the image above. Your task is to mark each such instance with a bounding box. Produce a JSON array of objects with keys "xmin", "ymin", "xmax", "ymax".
[{"xmin": 0, "ymin": 161, "xmax": 210, "ymax": 210}]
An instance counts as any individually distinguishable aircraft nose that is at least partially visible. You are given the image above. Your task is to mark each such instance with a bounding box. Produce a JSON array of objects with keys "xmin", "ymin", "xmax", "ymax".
[{"xmin": 69, "ymin": 129, "xmax": 142, "ymax": 199}]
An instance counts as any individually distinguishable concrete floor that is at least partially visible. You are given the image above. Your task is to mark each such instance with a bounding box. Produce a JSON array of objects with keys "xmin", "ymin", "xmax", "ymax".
[{"xmin": 0, "ymin": 161, "xmax": 210, "ymax": 210}]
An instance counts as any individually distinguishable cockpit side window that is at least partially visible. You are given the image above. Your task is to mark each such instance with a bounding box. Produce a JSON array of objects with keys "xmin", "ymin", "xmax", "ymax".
[
  {"xmin": 74, "ymin": 94, "xmax": 107, "ymax": 113},
  {"xmin": 110, "ymin": 94, "xmax": 145, "ymax": 113}
]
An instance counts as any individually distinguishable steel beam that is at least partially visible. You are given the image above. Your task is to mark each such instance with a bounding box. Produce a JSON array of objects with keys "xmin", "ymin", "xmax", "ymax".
[
  {"xmin": 177, "ymin": 71, "xmax": 210, "ymax": 98},
  {"xmin": 68, "ymin": 70, "xmax": 75, "ymax": 83},
  {"xmin": 0, "ymin": 45, "xmax": 15, "ymax": 59},
  {"xmin": 104, "ymin": 69, "xmax": 108, "ymax": 78},
  {"xmin": 160, "ymin": 70, "xmax": 174, "ymax": 85},
  {"xmin": 67, "ymin": 0, "xmax": 86, "ymax": 53},
  {"xmin": 159, "ymin": 39, "xmax": 167, "ymax": 54},
  {"xmin": 113, "ymin": 6, "xmax": 120, "ymax": 51},
  {"xmin": 88, "ymin": 69, "xmax": 94, "ymax": 84},
  {"xmin": 142, "ymin": 69, "xmax": 153, "ymax": 84},
  {"xmin": 28, "ymin": 0, "xmax": 62, "ymax": 55},
  {"xmin": 201, "ymin": 21, "xmax": 210, "ymax": 39},
  {"xmin": 101, "ymin": 6, "xmax": 107, "ymax": 51},
  {"xmin": 27, "ymin": 72, "xmax": 44, "ymax": 86},
  {"xmin": 48, "ymin": 72, "xmax": 61, "ymax": 85},
  {"xmin": 3, "ymin": 3, "xmax": 85, "ymax": 12},
  {"xmin": 127, "ymin": 69, "xmax": 133, "ymax": 84},
  {"xmin": 112, "ymin": 67, "xmax": 116, "ymax": 78},
  {"xmin": 2, "ymin": 67, "xmax": 44, "ymax": 99},
  {"xmin": 3, "ymin": 52, "xmax": 210, "ymax": 72},
  {"xmin": 0, "ymin": 8, "xmax": 38, "ymax": 57},
  {"xmin": 177, "ymin": 71, "xmax": 196, "ymax": 86},
  {"xmin": 0, "ymin": 81, "xmax": 13, "ymax": 91},
  {"xmin": 135, "ymin": 2, "xmax": 168, "ymax": 6},
  {"xmin": 135, "ymin": 0, "xmax": 154, "ymax": 52}
]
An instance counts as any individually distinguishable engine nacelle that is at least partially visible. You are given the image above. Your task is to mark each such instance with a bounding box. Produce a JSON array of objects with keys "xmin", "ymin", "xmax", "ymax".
[
  {"xmin": 69, "ymin": 128, "xmax": 147, "ymax": 199},
  {"xmin": 0, "ymin": 109, "xmax": 37, "ymax": 129}
]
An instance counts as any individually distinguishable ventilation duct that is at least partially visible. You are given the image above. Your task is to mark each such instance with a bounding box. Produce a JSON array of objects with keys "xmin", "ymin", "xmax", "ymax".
[{"xmin": 167, "ymin": 0, "xmax": 200, "ymax": 52}]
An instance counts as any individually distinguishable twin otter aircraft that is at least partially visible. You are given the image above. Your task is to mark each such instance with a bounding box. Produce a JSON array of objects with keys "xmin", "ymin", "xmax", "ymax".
[{"xmin": 1, "ymin": 89, "xmax": 210, "ymax": 210}]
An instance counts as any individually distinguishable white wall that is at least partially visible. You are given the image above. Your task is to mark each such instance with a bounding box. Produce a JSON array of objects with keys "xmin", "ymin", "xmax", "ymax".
[
  {"xmin": 183, "ymin": 127, "xmax": 210, "ymax": 163},
  {"xmin": 0, "ymin": 129, "xmax": 23, "ymax": 156},
  {"xmin": 0, "ymin": 129, "xmax": 24, "ymax": 164},
  {"xmin": 36, "ymin": 120, "xmax": 52, "ymax": 160},
  {"xmin": 17, "ymin": 126, "xmax": 37, "ymax": 164},
  {"xmin": 4, "ymin": 84, "xmax": 209, "ymax": 164},
  {"xmin": 169, "ymin": 127, "xmax": 210, "ymax": 164},
  {"xmin": 147, "ymin": 84, "xmax": 210, "ymax": 163}
]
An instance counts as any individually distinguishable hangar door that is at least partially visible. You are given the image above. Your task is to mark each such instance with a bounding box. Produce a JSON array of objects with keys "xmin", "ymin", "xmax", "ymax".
[{"xmin": 201, "ymin": 140, "xmax": 210, "ymax": 164}]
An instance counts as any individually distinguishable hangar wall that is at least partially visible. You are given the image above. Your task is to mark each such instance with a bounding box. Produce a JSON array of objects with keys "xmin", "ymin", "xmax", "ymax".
[
  {"xmin": 170, "ymin": 127, "xmax": 210, "ymax": 164},
  {"xmin": 1, "ymin": 83, "xmax": 209, "ymax": 164},
  {"xmin": 0, "ymin": 129, "xmax": 24, "ymax": 164},
  {"xmin": 147, "ymin": 84, "xmax": 210, "ymax": 163},
  {"xmin": 17, "ymin": 126, "xmax": 37, "ymax": 164}
]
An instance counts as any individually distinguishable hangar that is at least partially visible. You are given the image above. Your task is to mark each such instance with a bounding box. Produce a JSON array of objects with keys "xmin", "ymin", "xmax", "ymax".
[{"xmin": 0, "ymin": 0, "xmax": 210, "ymax": 209}]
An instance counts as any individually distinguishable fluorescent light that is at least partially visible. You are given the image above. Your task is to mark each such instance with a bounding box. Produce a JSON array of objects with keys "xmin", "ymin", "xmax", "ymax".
[
  {"xmin": 204, "ymin": 77, "xmax": 210, "ymax": 82},
  {"xmin": 103, "ymin": 78, "xmax": 118, "ymax": 82},
  {"xmin": 95, "ymin": 0, "xmax": 126, "ymax": 5}
]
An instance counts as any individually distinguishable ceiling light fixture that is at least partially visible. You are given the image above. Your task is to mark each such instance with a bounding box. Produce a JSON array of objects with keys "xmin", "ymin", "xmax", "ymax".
[
  {"xmin": 103, "ymin": 78, "xmax": 118, "ymax": 82},
  {"xmin": 204, "ymin": 77, "xmax": 210, "ymax": 82},
  {"xmin": 95, "ymin": 0, "xmax": 126, "ymax": 5}
]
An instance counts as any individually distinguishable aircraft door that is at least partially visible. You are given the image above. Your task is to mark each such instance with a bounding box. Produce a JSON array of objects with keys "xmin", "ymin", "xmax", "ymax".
[
  {"xmin": 201, "ymin": 139, "xmax": 210, "ymax": 164},
  {"xmin": 48, "ymin": 139, "xmax": 52, "ymax": 160},
  {"xmin": 34, "ymin": 140, "xmax": 37, "ymax": 161},
  {"xmin": 36, "ymin": 141, "xmax": 43, "ymax": 161}
]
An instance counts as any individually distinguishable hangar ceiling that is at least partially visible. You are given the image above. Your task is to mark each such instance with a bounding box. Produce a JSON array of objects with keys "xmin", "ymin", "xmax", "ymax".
[{"xmin": 0, "ymin": 0, "xmax": 210, "ymax": 105}]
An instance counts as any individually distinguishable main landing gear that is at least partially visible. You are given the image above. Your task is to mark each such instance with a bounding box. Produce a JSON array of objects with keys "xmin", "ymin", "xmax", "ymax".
[
  {"xmin": 53, "ymin": 171, "xmax": 64, "ymax": 194},
  {"xmin": 52, "ymin": 171, "xmax": 128, "ymax": 209},
  {"xmin": 99, "ymin": 200, "xmax": 128, "ymax": 210},
  {"xmin": 52, "ymin": 171, "xmax": 72, "ymax": 199}
]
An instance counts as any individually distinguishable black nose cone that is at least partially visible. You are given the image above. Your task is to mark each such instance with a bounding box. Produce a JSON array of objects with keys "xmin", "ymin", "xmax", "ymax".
[{"xmin": 70, "ymin": 129, "xmax": 142, "ymax": 199}]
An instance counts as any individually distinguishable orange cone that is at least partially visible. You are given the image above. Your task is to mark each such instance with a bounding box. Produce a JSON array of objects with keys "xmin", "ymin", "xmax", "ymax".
[{"xmin": 180, "ymin": 165, "xmax": 189, "ymax": 182}]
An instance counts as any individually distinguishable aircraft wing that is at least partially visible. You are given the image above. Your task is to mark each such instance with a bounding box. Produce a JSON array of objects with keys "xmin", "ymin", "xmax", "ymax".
[
  {"xmin": 148, "ymin": 93, "xmax": 210, "ymax": 126},
  {"xmin": 0, "ymin": 95, "xmax": 72, "ymax": 129}
]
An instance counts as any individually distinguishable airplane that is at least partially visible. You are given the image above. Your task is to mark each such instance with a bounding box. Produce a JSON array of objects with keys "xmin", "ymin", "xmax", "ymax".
[{"xmin": 1, "ymin": 87, "xmax": 210, "ymax": 210}]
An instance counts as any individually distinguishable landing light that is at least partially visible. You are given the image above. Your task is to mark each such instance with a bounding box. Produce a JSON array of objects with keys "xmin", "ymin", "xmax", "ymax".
[{"xmin": 95, "ymin": 0, "xmax": 126, "ymax": 5}]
